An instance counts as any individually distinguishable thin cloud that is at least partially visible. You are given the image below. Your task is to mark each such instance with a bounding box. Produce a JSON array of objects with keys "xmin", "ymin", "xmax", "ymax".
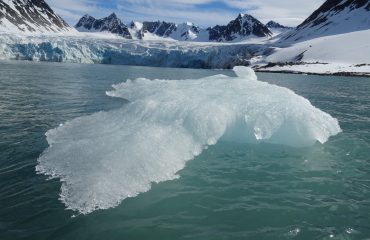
[{"xmin": 46, "ymin": 0, "xmax": 326, "ymax": 27}]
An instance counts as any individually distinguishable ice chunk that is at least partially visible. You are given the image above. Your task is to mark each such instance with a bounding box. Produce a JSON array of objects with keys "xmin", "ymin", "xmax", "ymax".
[
  {"xmin": 233, "ymin": 66, "xmax": 257, "ymax": 80},
  {"xmin": 36, "ymin": 67, "xmax": 341, "ymax": 214}
]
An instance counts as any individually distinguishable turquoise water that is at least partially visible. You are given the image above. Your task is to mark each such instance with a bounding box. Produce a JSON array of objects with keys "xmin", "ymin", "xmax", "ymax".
[{"xmin": 0, "ymin": 60, "xmax": 369, "ymax": 239}]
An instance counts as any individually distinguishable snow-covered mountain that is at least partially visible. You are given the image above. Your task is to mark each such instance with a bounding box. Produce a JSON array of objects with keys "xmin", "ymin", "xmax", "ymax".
[
  {"xmin": 75, "ymin": 13, "xmax": 132, "ymax": 39},
  {"xmin": 130, "ymin": 21, "xmax": 206, "ymax": 41},
  {"xmin": 207, "ymin": 14, "xmax": 272, "ymax": 42},
  {"xmin": 136, "ymin": 14, "xmax": 272, "ymax": 42},
  {"xmin": 265, "ymin": 21, "xmax": 293, "ymax": 36},
  {"xmin": 266, "ymin": 21, "xmax": 292, "ymax": 30},
  {"xmin": 76, "ymin": 16, "xmax": 202, "ymax": 41},
  {"xmin": 283, "ymin": 0, "xmax": 370, "ymax": 42},
  {"xmin": 170, "ymin": 22, "xmax": 204, "ymax": 41},
  {"xmin": 0, "ymin": 0, "xmax": 71, "ymax": 33},
  {"xmin": 141, "ymin": 21, "xmax": 177, "ymax": 38},
  {"xmin": 76, "ymin": 13, "xmax": 271, "ymax": 42}
]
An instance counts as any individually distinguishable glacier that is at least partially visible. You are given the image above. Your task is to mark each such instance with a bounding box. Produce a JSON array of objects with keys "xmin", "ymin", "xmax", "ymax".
[
  {"xmin": 36, "ymin": 67, "xmax": 341, "ymax": 214},
  {"xmin": 0, "ymin": 33, "xmax": 269, "ymax": 69},
  {"xmin": 1, "ymin": 30, "xmax": 369, "ymax": 74}
]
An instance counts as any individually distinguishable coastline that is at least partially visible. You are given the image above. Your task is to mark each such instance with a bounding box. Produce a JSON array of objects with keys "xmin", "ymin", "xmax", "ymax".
[
  {"xmin": 255, "ymin": 69, "xmax": 370, "ymax": 78},
  {"xmin": 1, "ymin": 57, "xmax": 369, "ymax": 78}
]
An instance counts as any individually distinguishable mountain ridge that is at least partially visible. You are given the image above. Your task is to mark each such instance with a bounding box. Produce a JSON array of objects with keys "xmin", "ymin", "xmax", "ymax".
[
  {"xmin": 75, "ymin": 13, "xmax": 132, "ymax": 39},
  {"xmin": 74, "ymin": 12, "xmax": 272, "ymax": 42},
  {"xmin": 266, "ymin": 21, "xmax": 292, "ymax": 30},
  {"xmin": 283, "ymin": 0, "xmax": 370, "ymax": 42}
]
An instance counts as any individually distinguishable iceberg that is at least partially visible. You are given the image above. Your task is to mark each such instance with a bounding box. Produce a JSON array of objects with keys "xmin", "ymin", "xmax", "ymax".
[{"xmin": 36, "ymin": 67, "xmax": 341, "ymax": 214}]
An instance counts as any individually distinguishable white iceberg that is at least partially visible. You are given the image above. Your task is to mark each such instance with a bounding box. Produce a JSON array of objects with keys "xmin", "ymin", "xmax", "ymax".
[{"xmin": 36, "ymin": 67, "xmax": 341, "ymax": 214}]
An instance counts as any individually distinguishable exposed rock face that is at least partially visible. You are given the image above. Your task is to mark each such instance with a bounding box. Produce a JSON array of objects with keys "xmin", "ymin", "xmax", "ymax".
[
  {"xmin": 284, "ymin": 0, "xmax": 370, "ymax": 42},
  {"xmin": 75, "ymin": 13, "xmax": 132, "ymax": 39},
  {"xmin": 141, "ymin": 21, "xmax": 177, "ymax": 37},
  {"xmin": 0, "ymin": 0, "xmax": 71, "ymax": 33},
  {"xmin": 207, "ymin": 14, "xmax": 272, "ymax": 42}
]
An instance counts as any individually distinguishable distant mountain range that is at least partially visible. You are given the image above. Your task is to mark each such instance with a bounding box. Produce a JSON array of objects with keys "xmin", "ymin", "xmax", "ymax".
[
  {"xmin": 0, "ymin": 0, "xmax": 293, "ymax": 41},
  {"xmin": 0, "ymin": 0, "xmax": 71, "ymax": 33},
  {"xmin": 1, "ymin": 0, "xmax": 369, "ymax": 43},
  {"xmin": 74, "ymin": 13, "xmax": 275, "ymax": 42}
]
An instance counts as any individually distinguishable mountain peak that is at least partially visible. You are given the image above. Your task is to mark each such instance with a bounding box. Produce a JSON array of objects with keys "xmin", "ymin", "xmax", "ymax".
[
  {"xmin": 266, "ymin": 21, "xmax": 292, "ymax": 29},
  {"xmin": 244, "ymin": 13, "xmax": 252, "ymax": 17},
  {"xmin": 208, "ymin": 13, "xmax": 271, "ymax": 41},
  {"xmin": 108, "ymin": 13, "xmax": 118, "ymax": 19},
  {"xmin": 237, "ymin": 13, "xmax": 254, "ymax": 19},
  {"xmin": 75, "ymin": 13, "xmax": 132, "ymax": 39},
  {"xmin": 141, "ymin": 21, "xmax": 177, "ymax": 37},
  {"xmin": 0, "ymin": 0, "xmax": 71, "ymax": 33}
]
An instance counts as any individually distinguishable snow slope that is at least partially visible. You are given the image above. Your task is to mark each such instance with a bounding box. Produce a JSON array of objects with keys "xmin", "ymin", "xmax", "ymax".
[
  {"xmin": 254, "ymin": 0, "xmax": 370, "ymax": 75},
  {"xmin": 269, "ymin": 30, "xmax": 370, "ymax": 64},
  {"xmin": 283, "ymin": 0, "xmax": 370, "ymax": 42},
  {"xmin": 257, "ymin": 29, "xmax": 370, "ymax": 75}
]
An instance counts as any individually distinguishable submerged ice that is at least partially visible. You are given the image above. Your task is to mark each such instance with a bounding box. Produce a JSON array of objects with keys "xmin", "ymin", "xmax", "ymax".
[{"xmin": 36, "ymin": 67, "xmax": 341, "ymax": 214}]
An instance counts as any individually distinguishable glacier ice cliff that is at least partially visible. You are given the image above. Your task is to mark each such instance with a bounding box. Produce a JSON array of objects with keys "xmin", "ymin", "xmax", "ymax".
[{"xmin": 0, "ymin": 34, "xmax": 270, "ymax": 68}]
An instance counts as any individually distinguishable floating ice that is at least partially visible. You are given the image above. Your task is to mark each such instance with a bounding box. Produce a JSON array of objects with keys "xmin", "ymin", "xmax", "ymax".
[{"xmin": 36, "ymin": 67, "xmax": 341, "ymax": 214}]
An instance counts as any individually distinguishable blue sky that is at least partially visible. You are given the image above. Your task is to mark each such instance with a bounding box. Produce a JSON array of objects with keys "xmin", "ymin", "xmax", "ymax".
[{"xmin": 46, "ymin": 0, "xmax": 325, "ymax": 27}]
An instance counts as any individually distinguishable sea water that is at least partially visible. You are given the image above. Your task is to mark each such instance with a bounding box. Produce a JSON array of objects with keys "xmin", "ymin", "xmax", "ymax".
[{"xmin": 0, "ymin": 60, "xmax": 369, "ymax": 239}]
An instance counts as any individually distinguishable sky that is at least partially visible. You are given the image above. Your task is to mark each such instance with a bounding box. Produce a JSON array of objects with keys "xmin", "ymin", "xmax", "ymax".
[{"xmin": 46, "ymin": 0, "xmax": 325, "ymax": 27}]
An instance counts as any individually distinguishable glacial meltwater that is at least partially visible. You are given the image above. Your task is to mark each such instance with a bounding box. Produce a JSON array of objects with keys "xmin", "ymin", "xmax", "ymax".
[{"xmin": 0, "ymin": 61, "xmax": 369, "ymax": 240}]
